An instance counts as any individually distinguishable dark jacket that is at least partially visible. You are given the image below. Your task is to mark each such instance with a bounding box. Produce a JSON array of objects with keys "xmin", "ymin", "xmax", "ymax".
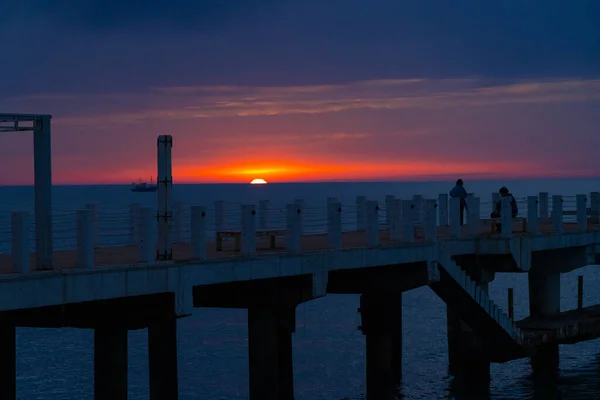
[{"xmin": 493, "ymin": 194, "xmax": 518, "ymax": 218}]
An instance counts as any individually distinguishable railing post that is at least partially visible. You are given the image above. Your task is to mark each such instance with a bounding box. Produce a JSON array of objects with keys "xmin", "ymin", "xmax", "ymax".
[
  {"xmin": 327, "ymin": 200, "xmax": 342, "ymax": 249},
  {"xmin": 241, "ymin": 204, "xmax": 256, "ymax": 255},
  {"xmin": 539, "ymin": 192, "xmax": 549, "ymax": 220},
  {"xmin": 356, "ymin": 196, "xmax": 367, "ymax": 231},
  {"xmin": 258, "ymin": 200, "xmax": 269, "ymax": 230},
  {"xmin": 129, "ymin": 202, "xmax": 142, "ymax": 245},
  {"xmin": 449, "ymin": 196, "xmax": 461, "ymax": 238},
  {"xmin": 191, "ymin": 206, "xmax": 207, "ymax": 260},
  {"xmin": 138, "ymin": 206, "xmax": 155, "ymax": 263},
  {"xmin": 527, "ymin": 196, "xmax": 539, "ymax": 234},
  {"xmin": 590, "ymin": 192, "xmax": 600, "ymax": 223},
  {"xmin": 294, "ymin": 198, "xmax": 305, "ymax": 235},
  {"xmin": 366, "ymin": 200, "xmax": 379, "ymax": 246},
  {"xmin": 173, "ymin": 201, "xmax": 184, "ymax": 243},
  {"xmin": 424, "ymin": 199, "xmax": 437, "ymax": 241},
  {"xmin": 385, "ymin": 195, "xmax": 395, "ymax": 228},
  {"xmin": 286, "ymin": 204, "xmax": 302, "ymax": 253},
  {"xmin": 214, "ymin": 200, "xmax": 226, "ymax": 232},
  {"xmin": 438, "ymin": 193, "xmax": 448, "ymax": 226},
  {"xmin": 467, "ymin": 197, "xmax": 481, "ymax": 236},
  {"xmin": 76, "ymin": 208, "xmax": 94, "ymax": 269},
  {"xmin": 11, "ymin": 211, "xmax": 29, "ymax": 274},
  {"xmin": 551, "ymin": 195, "xmax": 563, "ymax": 233},
  {"xmin": 401, "ymin": 200, "xmax": 415, "ymax": 243},
  {"xmin": 413, "ymin": 195, "xmax": 424, "ymax": 227},
  {"xmin": 576, "ymin": 194, "xmax": 588, "ymax": 231},
  {"xmin": 390, "ymin": 199, "xmax": 402, "ymax": 242},
  {"xmin": 84, "ymin": 203, "xmax": 99, "ymax": 248},
  {"xmin": 501, "ymin": 197, "xmax": 512, "ymax": 237}
]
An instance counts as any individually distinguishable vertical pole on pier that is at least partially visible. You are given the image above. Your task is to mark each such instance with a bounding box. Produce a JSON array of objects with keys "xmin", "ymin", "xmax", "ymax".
[
  {"xmin": 356, "ymin": 196, "xmax": 367, "ymax": 231},
  {"xmin": 590, "ymin": 192, "xmax": 600, "ymax": 224},
  {"xmin": 157, "ymin": 134, "xmax": 173, "ymax": 260},
  {"xmin": 286, "ymin": 204, "xmax": 301, "ymax": 253},
  {"xmin": 138, "ymin": 206, "xmax": 155, "ymax": 263},
  {"xmin": 577, "ymin": 275, "xmax": 584, "ymax": 310},
  {"xmin": 500, "ymin": 197, "xmax": 512, "ymax": 237},
  {"xmin": 507, "ymin": 288, "xmax": 514, "ymax": 319},
  {"xmin": 366, "ymin": 200, "xmax": 379, "ymax": 247},
  {"xmin": 449, "ymin": 197, "xmax": 461, "ymax": 238},
  {"xmin": 214, "ymin": 200, "xmax": 227, "ymax": 232},
  {"xmin": 438, "ymin": 194, "xmax": 449, "ymax": 226},
  {"xmin": 76, "ymin": 208, "xmax": 94, "ymax": 269},
  {"xmin": 551, "ymin": 195, "xmax": 563, "ymax": 233},
  {"xmin": 424, "ymin": 199, "xmax": 438, "ymax": 241},
  {"xmin": 172, "ymin": 201, "xmax": 184, "ymax": 243},
  {"xmin": 293, "ymin": 198, "xmax": 305, "ymax": 236},
  {"xmin": 539, "ymin": 192, "xmax": 549, "ymax": 220},
  {"xmin": 85, "ymin": 203, "xmax": 99, "ymax": 248},
  {"xmin": 327, "ymin": 201, "xmax": 342, "ymax": 249},
  {"xmin": 401, "ymin": 200, "xmax": 415, "ymax": 243},
  {"xmin": 11, "ymin": 211, "xmax": 30, "ymax": 274},
  {"xmin": 258, "ymin": 200, "xmax": 269, "ymax": 231},
  {"xmin": 130, "ymin": 202, "xmax": 142, "ymax": 245},
  {"xmin": 33, "ymin": 115, "xmax": 53, "ymax": 270},
  {"xmin": 576, "ymin": 194, "xmax": 588, "ymax": 231},
  {"xmin": 385, "ymin": 195, "xmax": 395, "ymax": 228},
  {"xmin": 241, "ymin": 204, "xmax": 257, "ymax": 255},
  {"xmin": 527, "ymin": 196, "xmax": 539, "ymax": 234},
  {"xmin": 191, "ymin": 206, "xmax": 207, "ymax": 260},
  {"xmin": 390, "ymin": 199, "xmax": 402, "ymax": 242},
  {"xmin": 467, "ymin": 197, "xmax": 480, "ymax": 236}
]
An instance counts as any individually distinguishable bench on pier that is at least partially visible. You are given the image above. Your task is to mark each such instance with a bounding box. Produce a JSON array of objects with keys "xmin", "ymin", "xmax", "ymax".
[
  {"xmin": 216, "ymin": 229, "xmax": 286, "ymax": 251},
  {"xmin": 481, "ymin": 217, "xmax": 527, "ymax": 233}
]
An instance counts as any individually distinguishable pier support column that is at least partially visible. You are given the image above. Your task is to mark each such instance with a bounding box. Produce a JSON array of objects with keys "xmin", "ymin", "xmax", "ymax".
[
  {"xmin": 528, "ymin": 269, "xmax": 560, "ymax": 375},
  {"xmin": 248, "ymin": 306, "xmax": 296, "ymax": 400},
  {"xmin": 447, "ymin": 269, "xmax": 494, "ymax": 386},
  {"xmin": 0, "ymin": 324, "xmax": 16, "ymax": 400},
  {"xmin": 148, "ymin": 315, "xmax": 178, "ymax": 400},
  {"xmin": 94, "ymin": 324, "xmax": 128, "ymax": 400},
  {"xmin": 359, "ymin": 291, "xmax": 402, "ymax": 399}
]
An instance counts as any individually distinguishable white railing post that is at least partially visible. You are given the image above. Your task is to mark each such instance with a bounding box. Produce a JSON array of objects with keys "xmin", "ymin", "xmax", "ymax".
[
  {"xmin": 129, "ymin": 202, "xmax": 142, "ymax": 245},
  {"xmin": 591, "ymin": 192, "xmax": 600, "ymax": 223},
  {"xmin": 173, "ymin": 201, "xmax": 184, "ymax": 243},
  {"xmin": 241, "ymin": 204, "xmax": 256, "ymax": 255},
  {"xmin": 576, "ymin": 194, "xmax": 587, "ymax": 231},
  {"xmin": 356, "ymin": 196, "xmax": 367, "ymax": 231},
  {"xmin": 76, "ymin": 208, "xmax": 94, "ymax": 269},
  {"xmin": 385, "ymin": 195, "xmax": 395, "ymax": 228},
  {"xmin": 191, "ymin": 206, "xmax": 207, "ymax": 260},
  {"xmin": 501, "ymin": 197, "xmax": 512, "ymax": 237},
  {"xmin": 390, "ymin": 199, "xmax": 402, "ymax": 242},
  {"xmin": 84, "ymin": 203, "xmax": 99, "ymax": 248},
  {"xmin": 424, "ymin": 199, "xmax": 437, "ymax": 241},
  {"xmin": 214, "ymin": 200, "xmax": 226, "ymax": 232},
  {"xmin": 412, "ymin": 195, "xmax": 424, "ymax": 227},
  {"xmin": 294, "ymin": 198, "xmax": 305, "ymax": 235},
  {"xmin": 401, "ymin": 200, "xmax": 415, "ymax": 243},
  {"xmin": 438, "ymin": 194, "xmax": 448, "ymax": 226},
  {"xmin": 11, "ymin": 211, "xmax": 29, "ymax": 273},
  {"xmin": 467, "ymin": 197, "xmax": 481, "ymax": 236},
  {"xmin": 138, "ymin": 206, "xmax": 155, "ymax": 263},
  {"xmin": 157, "ymin": 134, "xmax": 173, "ymax": 261},
  {"xmin": 551, "ymin": 195, "xmax": 563, "ymax": 233},
  {"xmin": 449, "ymin": 196, "xmax": 461, "ymax": 238},
  {"xmin": 327, "ymin": 200, "xmax": 342, "ymax": 249},
  {"xmin": 539, "ymin": 192, "xmax": 549, "ymax": 220},
  {"xmin": 527, "ymin": 196, "xmax": 539, "ymax": 234},
  {"xmin": 258, "ymin": 200, "xmax": 269, "ymax": 230},
  {"xmin": 286, "ymin": 204, "xmax": 301, "ymax": 253},
  {"xmin": 366, "ymin": 200, "xmax": 379, "ymax": 246}
]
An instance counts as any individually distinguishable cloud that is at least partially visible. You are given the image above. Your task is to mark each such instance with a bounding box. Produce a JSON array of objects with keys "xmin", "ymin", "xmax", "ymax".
[{"xmin": 8, "ymin": 77, "xmax": 599, "ymax": 127}]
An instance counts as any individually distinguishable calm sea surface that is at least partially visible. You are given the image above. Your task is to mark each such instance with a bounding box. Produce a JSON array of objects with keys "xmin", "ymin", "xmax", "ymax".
[{"xmin": 2, "ymin": 178, "xmax": 600, "ymax": 400}]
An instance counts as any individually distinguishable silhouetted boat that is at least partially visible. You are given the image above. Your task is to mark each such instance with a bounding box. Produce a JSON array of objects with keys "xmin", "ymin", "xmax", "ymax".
[{"xmin": 131, "ymin": 177, "xmax": 157, "ymax": 192}]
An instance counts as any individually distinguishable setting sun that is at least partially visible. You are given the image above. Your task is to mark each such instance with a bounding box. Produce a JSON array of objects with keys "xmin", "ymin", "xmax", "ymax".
[{"xmin": 250, "ymin": 178, "xmax": 268, "ymax": 185}]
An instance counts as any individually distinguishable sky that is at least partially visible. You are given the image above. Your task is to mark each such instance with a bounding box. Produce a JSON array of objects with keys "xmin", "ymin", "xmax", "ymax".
[{"xmin": 1, "ymin": 0, "xmax": 599, "ymax": 184}]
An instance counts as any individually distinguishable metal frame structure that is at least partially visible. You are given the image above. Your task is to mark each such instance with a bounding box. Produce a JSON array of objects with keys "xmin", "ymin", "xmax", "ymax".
[{"xmin": 0, "ymin": 113, "xmax": 53, "ymax": 269}]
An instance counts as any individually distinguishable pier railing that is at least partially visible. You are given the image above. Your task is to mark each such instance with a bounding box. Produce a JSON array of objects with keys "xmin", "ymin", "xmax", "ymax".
[{"xmin": 1, "ymin": 192, "xmax": 599, "ymax": 271}]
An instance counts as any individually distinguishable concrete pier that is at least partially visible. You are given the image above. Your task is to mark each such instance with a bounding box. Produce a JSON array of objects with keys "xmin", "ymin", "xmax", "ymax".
[
  {"xmin": 248, "ymin": 306, "xmax": 296, "ymax": 400},
  {"xmin": 94, "ymin": 324, "xmax": 128, "ymax": 400},
  {"xmin": 359, "ymin": 291, "xmax": 403, "ymax": 399}
]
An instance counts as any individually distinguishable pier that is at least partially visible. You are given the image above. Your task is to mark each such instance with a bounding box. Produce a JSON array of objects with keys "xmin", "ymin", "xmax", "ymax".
[{"xmin": 2, "ymin": 113, "xmax": 600, "ymax": 399}]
